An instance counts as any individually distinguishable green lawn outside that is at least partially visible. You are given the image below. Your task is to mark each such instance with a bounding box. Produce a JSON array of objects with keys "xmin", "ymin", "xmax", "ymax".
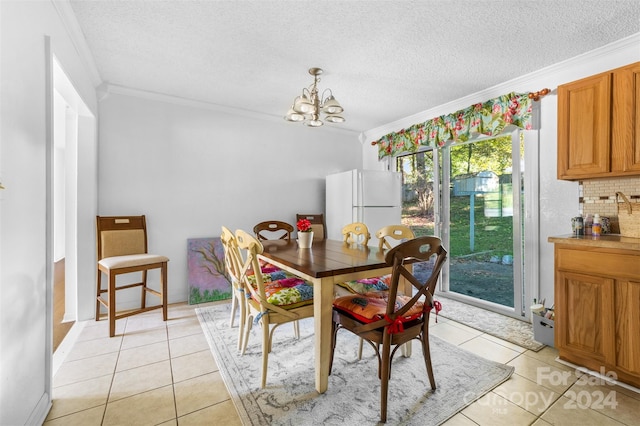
[
  {"xmin": 403, "ymin": 192, "xmax": 516, "ymax": 306},
  {"xmin": 402, "ymin": 193, "xmax": 514, "ymax": 260}
]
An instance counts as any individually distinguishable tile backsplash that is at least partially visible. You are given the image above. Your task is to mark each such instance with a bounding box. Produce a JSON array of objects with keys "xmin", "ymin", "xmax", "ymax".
[{"xmin": 579, "ymin": 176, "xmax": 640, "ymax": 233}]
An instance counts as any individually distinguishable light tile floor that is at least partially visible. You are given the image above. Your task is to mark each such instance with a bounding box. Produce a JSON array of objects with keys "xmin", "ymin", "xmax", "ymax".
[{"xmin": 46, "ymin": 301, "xmax": 640, "ymax": 425}]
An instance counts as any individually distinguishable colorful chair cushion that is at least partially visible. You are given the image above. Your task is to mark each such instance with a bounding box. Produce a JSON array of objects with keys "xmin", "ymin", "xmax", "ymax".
[
  {"xmin": 258, "ymin": 259, "xmax": 282, "ymax": 273},
  {"xmin": 250, "ymin": 277, "xmax": 314, "ymax": 309},
  {"xmin": 335, "ymin": 274, "xmax": 392, "ymax": 294},
  {"xmin": 333, "ymin": 292, "xmax": 424, "ymax": 325},
  {"xmin": 245, "ymin": 259, "xmax": 289, "ymax": 283},
  {"xmin": 246, "ymin": 270, "xmax": 290, "ymax": 285}
]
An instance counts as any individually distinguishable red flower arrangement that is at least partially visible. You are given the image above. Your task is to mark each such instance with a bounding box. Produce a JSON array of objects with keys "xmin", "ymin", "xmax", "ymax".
[{"xmin": 297, "ymin": 218, "xmax": 312, "ymax": 233}]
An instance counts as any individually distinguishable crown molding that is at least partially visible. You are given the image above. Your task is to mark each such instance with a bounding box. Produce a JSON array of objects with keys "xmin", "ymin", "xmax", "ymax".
[
  {"xmin": 363, "ymin": 32, "xmax": 640, "ymax": 144},
  {"xmin": 51, "ymin": 0, "xmax": 102, "ymax": 87},
  {"xmin": 104, "ymin": 84, "xmax": 359, "ymax": 136}
]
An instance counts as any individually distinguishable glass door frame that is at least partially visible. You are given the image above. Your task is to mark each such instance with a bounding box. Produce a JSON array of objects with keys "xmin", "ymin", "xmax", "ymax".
[
  {"xmin": 439, "ymin": 130, "xmax": 530, "ymax": 319},
  {"xmin": 395, "ymin": 128, "xmax": 539, "ymax": 320}
]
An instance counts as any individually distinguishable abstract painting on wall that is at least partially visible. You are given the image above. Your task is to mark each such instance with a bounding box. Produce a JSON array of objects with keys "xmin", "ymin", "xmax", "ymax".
[{"xmin": 187, "ymin": 237, "xmax": 232, "ymax": 304}]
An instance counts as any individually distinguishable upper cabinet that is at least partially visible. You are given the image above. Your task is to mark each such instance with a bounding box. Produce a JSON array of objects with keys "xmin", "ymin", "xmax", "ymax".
[{"xmin": 558, "ymin": 62, "xmax": 640, "ymax": 180}]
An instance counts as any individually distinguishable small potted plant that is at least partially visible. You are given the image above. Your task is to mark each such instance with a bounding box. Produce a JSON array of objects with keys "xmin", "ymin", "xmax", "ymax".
[{"xmin": 296, "ymin": 218, "xmax": 314, "ymax": 248}]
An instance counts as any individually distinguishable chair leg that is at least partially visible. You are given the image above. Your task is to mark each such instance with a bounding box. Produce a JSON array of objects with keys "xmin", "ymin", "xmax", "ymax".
[
  {"xmin": 261, "ymin": 318, "xmax": 270, "ymax": 388},
  {"xmin": 293, "ymin": 320, "xmax": 300, "ymax": 339},
  {"xmin": 141, "ymin": 270, "xmax": 148, "ymax": 309},
  {"xmin": 236, "ymin": 291, "xmax": 246, "ymax": 352},
  {"xmin": 161, "ymin": 263, "xmax": 168, "ymax": 321},
  {"xmin": 329, "ymin": 321, "xmax": 338, "ymax": 375},
  {"xmin": 241, "ymin": 313, "xmax": 253, "ymax": 355},
  {"xmin": 95, "ymin": 268, "xmax": 102, "ymax": 321},
  {"xmin": 422, "ymin": 332, "xmax": 436, "ymax": 390},
  {"xmin": 108, "ymin": 272, "xmax": 117, "ymax": 338},
  {"xmin": 380, "ymin": 334, "xmax": 392, "ymax": 423},
  {"xmin": 358, "ymin": 337, "xmax": 364, "ymax": 360},
  {"xmin": 229, "ymin": 290, "xmax": 238, "ymax": 328}
]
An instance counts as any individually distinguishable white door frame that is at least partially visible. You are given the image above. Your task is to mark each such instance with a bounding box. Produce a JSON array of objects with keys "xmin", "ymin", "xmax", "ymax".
[{"xmin": 436, "ymin": 129, "xmax": 538, "ymax": 320}]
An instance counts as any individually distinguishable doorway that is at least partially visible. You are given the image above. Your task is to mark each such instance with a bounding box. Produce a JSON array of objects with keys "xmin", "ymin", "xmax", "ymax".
[
  {"xmin": 51, "ymin": 55, "xmax": 97, "ymax": 352},
  {"xmin": 53, "ymin": 259, "xmax": 72, "ymax": 351},
  {"xmin": 397, "ymin": 131, "xmax": 530, "ymax": 319}
]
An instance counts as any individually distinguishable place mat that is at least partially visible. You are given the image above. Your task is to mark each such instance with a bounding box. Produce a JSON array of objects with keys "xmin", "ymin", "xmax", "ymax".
[{"xmin": 197, "ymin": 303, "xmax": 514, "ymax": 425}]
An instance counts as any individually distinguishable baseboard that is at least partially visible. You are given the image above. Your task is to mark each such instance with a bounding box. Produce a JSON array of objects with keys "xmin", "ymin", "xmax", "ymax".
[
  {"xmin": 52, "ymin": 320, "xmax": 87, "ymax": 377},
  {"xmin": 62, "ymin": 312, "xmax": 75, "ymax": 323},
  {"xmin": 26, "ymin": 391, "xmax": 52, "ymax": 426},
  {"xmin": 555, "ymin": 357, "xmax": 640, "ymax": 395}
]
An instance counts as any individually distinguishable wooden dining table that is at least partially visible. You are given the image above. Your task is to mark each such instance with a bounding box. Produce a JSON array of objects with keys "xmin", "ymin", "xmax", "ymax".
[{"xmin": 258, "ymin": 238, "xmax": 411, "ymax": 394}]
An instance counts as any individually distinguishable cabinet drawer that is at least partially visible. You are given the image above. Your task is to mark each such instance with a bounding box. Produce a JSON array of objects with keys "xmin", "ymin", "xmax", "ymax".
[{"xmin": 556, "ymin": 247, "xmax": 640, "ymax": 278}]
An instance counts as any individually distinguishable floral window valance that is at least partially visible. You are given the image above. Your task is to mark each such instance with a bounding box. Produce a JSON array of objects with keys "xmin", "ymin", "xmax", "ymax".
[{"xmin": 372, "ymin": 92, "xmax": 534, "ymax": 159}]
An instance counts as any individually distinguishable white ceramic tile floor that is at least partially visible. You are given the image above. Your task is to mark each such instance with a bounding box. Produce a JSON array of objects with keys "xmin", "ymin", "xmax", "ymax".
[{"xmin": 45, "ymin": 301, "xmax": 640, "ymax": 425}]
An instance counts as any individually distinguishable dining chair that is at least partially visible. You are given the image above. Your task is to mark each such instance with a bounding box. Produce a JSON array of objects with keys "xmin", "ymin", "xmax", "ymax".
[
  {"xmin": 336, "ymin": 225, "xmax": 415, "ymax": 297},
  {"xmin": 95, "ymin": 215, "xmax": 169, "ymax": 337},
  {"xmin": 329, "ymin": 236, "xmax": 447, "ymax": 422},
  {"xmin": 221, "ymin": 226, "xmax": 247, "ymax": 351},
  {"xmin": 376, "ymin": 224, "xmax": 415, "ymax": 250},
  {"xmin": 341, "ymin": 222, "xmax": 371, "ymax": 245},
  {"xmin": 340, "ymin": 224, "xmax": 417, "ymax": 358},
  {"xmin": 235, "ymin": 229, "xmax": 315, "ymax": 388},
  {"xmin": 296, "ymin": 213, "xmax": 326, "ymax": 240},
  {"xmin": 253, "ymin": 220, "xmax": 294, "ymax": 241},
  {"xmin": 223, "ymin": 226, "xmax": 292, "ymax": 353}
]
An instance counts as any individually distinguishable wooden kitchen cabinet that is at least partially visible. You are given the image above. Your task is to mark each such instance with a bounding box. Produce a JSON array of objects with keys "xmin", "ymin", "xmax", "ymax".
[
  {"xmin": 557, "ymin": 61, "xmax": 640, "ymax": 180},
  {"xmin": 555, "ymin": 270, "xmax": 614, "ymax": 366},
  {"xmin": 614, "ymin": 278, "xmax": 640, "ymax": 378},
  {"xmin": 612, "ymin": 62, "xmax": 640, "ymax": 174},
  {"xmin": 552, "ymin": 241, "xmax": 640, "ymax": 388}
]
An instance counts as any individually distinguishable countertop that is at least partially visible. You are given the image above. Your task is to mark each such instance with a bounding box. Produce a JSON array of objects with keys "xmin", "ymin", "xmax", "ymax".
[{"xmin": 548, "ymin": 234, "xmax": 640, "ymax": 251}]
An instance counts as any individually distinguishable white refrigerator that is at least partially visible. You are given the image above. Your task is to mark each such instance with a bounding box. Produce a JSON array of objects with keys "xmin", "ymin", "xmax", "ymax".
[{"xmin": 326, "ymin": 169, "xmax": 402, "ymax": 246}]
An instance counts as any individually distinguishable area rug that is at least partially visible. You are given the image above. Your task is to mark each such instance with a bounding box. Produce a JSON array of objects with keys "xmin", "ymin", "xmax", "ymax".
[
  {"xmin": 435, "ymin": 295, "xmax": 545, "ymax": 352},
  {"xmin": 197, "ymin": 303, "xmax": 514, "ymax": 425}
]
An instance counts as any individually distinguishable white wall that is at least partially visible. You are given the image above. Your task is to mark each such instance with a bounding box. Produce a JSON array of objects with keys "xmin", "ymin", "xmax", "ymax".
[
  {"xmin": 0, "ymin": 1, "xmax": 98, "ymax": 424},
  {"xmin": 363, "ymin": 33, "xmax": 640, "ymax": 307},
  {"xmin": 98, "ymin": 92, "xmax": 361, "ymax": 305}
]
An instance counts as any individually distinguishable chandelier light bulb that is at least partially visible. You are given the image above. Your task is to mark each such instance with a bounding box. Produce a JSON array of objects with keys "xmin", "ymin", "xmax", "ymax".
[
  {"xmin": 304, "ymin": 119, "xmax": 324, "ymax": 127},
  {"xmin": 293, "ymin": 94, "xmax": 313, "ymax": 114},
  {"xmin": 285, "ymin": 107, "xmax": 305, "ymax": 122},
  {"xmin": 321, "ymin": 95, "xmax": 343, "ymax": 114},
  {"xmin": 325, "ymin": 115, "xmax": 345, "ymax": 123}
]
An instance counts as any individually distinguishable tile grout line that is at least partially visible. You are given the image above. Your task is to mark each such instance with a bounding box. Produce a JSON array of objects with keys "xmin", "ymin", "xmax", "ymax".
[
  {"xmin": 165, "ymin": 321, "xmax": 179, "ymax": 424},
  {"xmin": 101, "ymin": 316, "xmax": 127, "ymax": 426}
]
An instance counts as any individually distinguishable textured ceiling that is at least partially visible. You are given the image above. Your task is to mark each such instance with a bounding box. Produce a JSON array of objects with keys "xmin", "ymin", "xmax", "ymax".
[{"xmin": 69, "ymin": 0, "xmax": 640, "ymax": 133}]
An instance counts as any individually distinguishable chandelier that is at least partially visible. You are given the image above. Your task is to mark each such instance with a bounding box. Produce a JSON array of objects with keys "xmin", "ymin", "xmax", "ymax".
[{"xmin": 284, "ymin": 67, "xmax": 345, "ymax": 127}]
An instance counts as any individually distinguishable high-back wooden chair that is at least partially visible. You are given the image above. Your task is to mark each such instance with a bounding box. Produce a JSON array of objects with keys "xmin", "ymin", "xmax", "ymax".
[
  {"xmin": 376, "ymin": 224, "xmax": 415, "ymax": 250},
  {"xmin": 296, "ymin": 213, "xmax": 326, "ymax": 240},
  {"xmin": 221, "ymin": 226, "xmax": 246, "ymax": 351},
  {"xmin": 253, "ymin": 220, "xmax": 294, "ymax": 241},
  {"xmin": 330, "ymin": 236, "xmax": 447, "ymax": 422},
  {"xmin": 341, "ymin": 222, "xmax": 371, "ymax": 245},
  {"xmin": 235, "ymin": 229, "xmax": 315, "ymax": 388},
  {"xmin": 340, "ymin": 224, "xmax": 417, "ymax": 359},
  {"xmin": 96, "ymin": 215, "xmax": 169, "ymax": 337}
]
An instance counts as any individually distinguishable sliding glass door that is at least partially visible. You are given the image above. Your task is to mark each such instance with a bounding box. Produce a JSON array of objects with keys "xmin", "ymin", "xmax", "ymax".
[
  {"xmin": 398, "ymin": 131, "xmax": 525, "ymax": 318},
  {"xmin": 396, "ymin": 149, "xmax": 439, "ymax": 238},
  {"xmin": 396, "ymin": 149, "xmax": 440, "ymax": 286}
]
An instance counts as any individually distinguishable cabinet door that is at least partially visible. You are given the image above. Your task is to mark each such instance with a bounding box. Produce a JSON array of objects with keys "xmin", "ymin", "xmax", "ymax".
[
  {"xmin": 557, "ymin": 73, "xmax": 612, "ymax": 179},
  {"xmin": 556, "ymin": 271, "xmax": 615, "ymax": 364},
  {"xmin": 612, "ymin": 62, "xmax": 640, "ymax": 173},
  {"xmin": 615, "ymin": 279, "xmax": 640, "ymax": 376}
]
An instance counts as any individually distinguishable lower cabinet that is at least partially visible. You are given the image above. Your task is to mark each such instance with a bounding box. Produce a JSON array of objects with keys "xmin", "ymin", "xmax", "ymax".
[
  {"xmin": 554, "ymin": 245, "xmax": 640, "ymax": 388},
  {"xmin": 615, "ymin": 279, "xmax": 640, "ymax": 378}
]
